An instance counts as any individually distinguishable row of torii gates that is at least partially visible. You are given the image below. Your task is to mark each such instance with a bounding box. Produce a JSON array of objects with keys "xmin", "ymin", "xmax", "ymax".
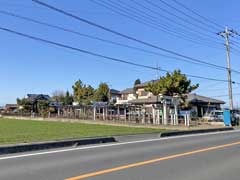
[{"xmin": 92, "ymin": 95, "xmax": 191, "ymax": 126}]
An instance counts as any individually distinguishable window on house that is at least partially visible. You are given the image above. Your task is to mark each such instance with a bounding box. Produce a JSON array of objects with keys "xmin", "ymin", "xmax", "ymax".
[{"xmin": 139, "ymin": 91, "xmax": 148, "ymax": 96}]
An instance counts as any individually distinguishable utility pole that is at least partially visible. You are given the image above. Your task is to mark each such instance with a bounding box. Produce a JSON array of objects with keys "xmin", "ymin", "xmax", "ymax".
[{"xmin": 217, "ymin": 27, "xmax": 237, "ymax": 110}]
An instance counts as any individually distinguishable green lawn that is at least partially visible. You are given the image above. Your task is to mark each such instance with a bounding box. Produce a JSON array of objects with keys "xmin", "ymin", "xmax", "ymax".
[{"xmin": 0, "ymin": 118, "xmax": 164, "ymax": 145}]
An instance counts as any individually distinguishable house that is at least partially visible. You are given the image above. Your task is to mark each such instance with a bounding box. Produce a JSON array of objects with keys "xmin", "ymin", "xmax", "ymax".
[
  {"xmin": 116, "ymin": 80, "xmax": 225, "ymax": 120},
  {"xmin": 26, "ymin": 94, "xmax": 51, "ymax": 113},
  {"xmin": 26, "ymin": 94, "xmax": 50, "ymax": 102},
  {"xmin": 186, "ymin": 93, "xmax": 225, "ymax": 117},
  {"xmin": 0, "ymin": 106, "xmax": 4, "ymax": 113},
  {"xmin": 116, "ymin": 88, "xmax": 136, "ymax": 104},
  {"xmin": 4, "ymin": 104, "xmax": 18, "ymax": 113},
  {"xmin": 116, "ymin": 82, "xmax": 180, "ymax": 125},
  {"xmin": 109, "ymin": 89, "xmax": 121, "ymax": 103}
]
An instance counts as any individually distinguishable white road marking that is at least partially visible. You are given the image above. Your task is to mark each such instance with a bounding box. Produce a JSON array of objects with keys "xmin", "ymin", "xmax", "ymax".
[{"xmin": 0, "ymin": 129, "xmax": 239, "ymax": 161}]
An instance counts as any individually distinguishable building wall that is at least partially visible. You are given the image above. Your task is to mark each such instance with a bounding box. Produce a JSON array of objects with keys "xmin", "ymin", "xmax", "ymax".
[
  {"xmin": 136, "ymin": 88, "xmax": 152, "ymax": 99},
  {"xmin": 117, "ymin": 93, "xmax": 136, "ymax": 104}
]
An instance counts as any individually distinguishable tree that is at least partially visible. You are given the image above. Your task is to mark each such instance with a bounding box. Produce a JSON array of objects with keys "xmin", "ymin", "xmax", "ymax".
[
  {"xmin": 52, "ymin": 90, "xmax": 65, "ymax": 103},
  {"xmin": 72, "ymin": 80, "xmax": 83, "ymax": 103},
  {"xmin": 72, "ymin": 80, "xmax": 95, "ymax": 105},
  {"xmin": 37, "ymin": 100, "xmax": 50, "ymax": 117},
  {"xmin": 16, "ymin": 97, "xmax": 32, "ymax": 113},
  {"xmin": 52, "ymin": 90, "xmax": 74, "ymax": 105},
  {"xmin": 95, "ymin": 82, "xmax": 109, "ymax": 102},
  {"xmin": 64, "ymin": 91, "xmax": 73, "ymax": 105},
  {"xmin": 133, "ymin": 79, "xmax": 141, "ymax": 98},
  {"xmin": 146, "ymin": 70, "xmax": 199, "ymax": 97},
  {"xmin": 134, "ymin": 79, "xmax": 141, "ymax": 86}
]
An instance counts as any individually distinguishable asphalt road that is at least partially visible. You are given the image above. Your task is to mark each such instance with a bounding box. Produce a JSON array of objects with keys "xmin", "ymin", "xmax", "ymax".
[{"xmin": 0, "ymin": 130, "xmax": 240, "ymax": 180}]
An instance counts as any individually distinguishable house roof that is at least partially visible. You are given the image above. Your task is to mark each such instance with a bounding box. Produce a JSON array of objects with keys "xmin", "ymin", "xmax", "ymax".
[
  {"xmin": 27, "ymin": 94, "xmax": 50, "ymax": 102},
  {"xmin": 110, "ymin": 89, "xmax": 121, "ymax": 95},
  {"xmin": 120, "ymin": 88, "xmax": 134, "ymax": 94},
  {"xmin": 186, "ymin": 94, "xmax": 225, "ymax": 104},
  {"xmin": 5, "ymin": 104, "xmax": 18, "ymax": 108},
  {"xmin": 128, "ymin": 93, "xmax": 225, "ymax": 105},
  {"xmin": 92, "ymin": 102, "xmax": 108, "ymax": 107},
  {"xmin": 129, "ymin": 96, "xmax": 161, "ymax": 104},
  {"xmin": 134, "ymin": 80, "xmax": 158, "ymax": 88}
]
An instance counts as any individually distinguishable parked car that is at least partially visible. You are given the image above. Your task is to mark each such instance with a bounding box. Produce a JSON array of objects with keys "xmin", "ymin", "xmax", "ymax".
[{"xmin": 203, "ymin": 110, "xmax": 223, "ymax": 122}]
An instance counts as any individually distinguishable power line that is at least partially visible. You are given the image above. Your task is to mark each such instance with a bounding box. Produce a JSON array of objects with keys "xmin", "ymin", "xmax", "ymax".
[
  {"xmin": 31, "ymin": 0, "xmax": 240, "ymax": 75},
  {"xmin": 0, "ymin": 10, "xmax": 226, "ymax": 70},
  {"xmin": 212, "ymin": 93, "xmax": 240, "ymax": 98},
  {"xmin": 157, "ymin": 0, "xmax": 220, "ymax": 32},
  {"xmin": 123, "ymin": 0, "xmax": 221, "ymax": 43},
  {"xmin": 0, "ymin": 26, "xmax": 236, "ymax": 84},
  {"xmin": 96, "ymin": 0, "xmax": 224, "ymax": 49},
  {"xmin": 91, "ymin": 0, "xmax": 222, "ymax": 49},
  {"xmin": 170, "ymin": 0, "xmax": 224, "ymax": 30},
  {"xmin": 142, "ymin": 0, "xmax": 222, "ymax": 42}
]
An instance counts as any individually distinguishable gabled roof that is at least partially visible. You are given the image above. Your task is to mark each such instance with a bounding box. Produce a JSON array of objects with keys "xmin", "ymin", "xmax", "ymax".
[
  {"xmin": 186, "ymin": 94, "xmax": 225, "ymax": 104},
  {"xmin": 5, "ymin": 104, "xmax": 18, "ymax": 108},
  {"xmin": 129, "ymin": 96, "xmax": 161, "ymax": 104},
  {"xmin": 92, "ymin": 102, "xmax": 108, "ymax": 107},
  {"xmin": 120, "ymin": 88, "xmax": 134, "ymax": 94},
  {"xmin": 110, "ymin": 89, "xmax": 121, "ymax": 95},
  {"xmin": 27, "ymin": 94, "xmax": 50, "ymax": 102},
  {"xmin": 134, "ymin": 80, "xmax": 158, "ymax": 88}
]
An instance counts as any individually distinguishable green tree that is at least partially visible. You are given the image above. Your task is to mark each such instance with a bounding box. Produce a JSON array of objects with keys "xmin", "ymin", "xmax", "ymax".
[
  {"xmin": 64, "ymin": 91, "xmax": 73, "ymax": 105},
  {"xmin": 95, "ymin": 82, "xmax": 109, "ymax": 102},
  {"xmin": 133, "ymin": 79, "xmax": 141, "ymax": 98},
  {"xmin": 16, "ymin": 98, "xmax": 32, "ymax": 113},
  {"xmin": 146, "ymin": 70, "xmax": 199, "ymax": 97},
  {"xmin": 37, "ymin": 100, "xmax": 50, "ymax": 117},
  {"xmin": 52, "ymin": 90, "xmax": 74, "ymax": 105},
  {"xmin": 72, "ymin": 80, "xmax": 95, "ymax": 105},
  {"xmin": 134, "ymin": 79, "xmax": 141, "ymax": 86},
  {"xmin": 51, "ymin": 90, "xmax": 65, "ymax": 103}
]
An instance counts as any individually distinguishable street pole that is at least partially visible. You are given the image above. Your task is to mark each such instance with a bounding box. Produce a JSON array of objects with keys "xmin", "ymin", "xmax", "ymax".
[
  {"xmin": 218, "ymin": 27, "xmax": 234, "ymax": 110},
  {"xmin": 225, "ymin": 27, "xmax": 233, "ymax": 110}
]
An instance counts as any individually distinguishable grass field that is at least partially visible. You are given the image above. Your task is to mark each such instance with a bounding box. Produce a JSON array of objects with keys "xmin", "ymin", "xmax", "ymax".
[{"xmin": 0, "ymin": 118, "xmax": 165, "ymax": 145}]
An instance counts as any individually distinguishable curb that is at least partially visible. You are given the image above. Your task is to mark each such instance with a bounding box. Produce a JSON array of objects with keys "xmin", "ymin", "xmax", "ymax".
[
  {"xmin": 0, "ymin": 137, "xmax": 116, "ymax": 155},
  {"xmin": 160, "ymin": 127, "xmax": 234, "ymax": 137}
]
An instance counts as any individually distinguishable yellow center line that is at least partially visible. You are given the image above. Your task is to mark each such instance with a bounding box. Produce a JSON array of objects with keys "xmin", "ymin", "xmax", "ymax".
[{"xmin": 65, "ymin": 141, "xmax": 240, "ymax": 180}]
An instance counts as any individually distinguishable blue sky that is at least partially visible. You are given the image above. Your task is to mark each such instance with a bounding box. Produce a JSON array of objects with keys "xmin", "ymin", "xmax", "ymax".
[{"xmin": 1, "ymin": 0, "xmax": 240, "ymax": 107}]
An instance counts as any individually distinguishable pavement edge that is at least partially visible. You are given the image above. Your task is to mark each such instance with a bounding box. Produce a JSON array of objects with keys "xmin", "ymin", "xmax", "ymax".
[
  {"xmin": 160, "ymin": 127, "xmax": 234, "ymax": 137},
  {"xmin": 0, "ymin": 137, "xmax": 116, "ymax": 155}
]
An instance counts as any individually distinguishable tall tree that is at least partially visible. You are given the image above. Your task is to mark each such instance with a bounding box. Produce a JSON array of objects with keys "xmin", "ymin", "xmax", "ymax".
[
  {"xmin": 51, "ymin": 90, "xmax": 65, "ymax": 103},
  {"xmin": 72, "ymin": 80, "xmax": 83, "ymax": 103},
  {"xmin": 72, "ymin": 80, "xmax": 95, "ymax": 105},
  {"xmin": 16, "ymin": 98, "xmax": 32, "ymax": 113},
  {"xmin": 64, "ymin": 91, "xmax": 73, "ymax": 105},
  {"xmin": 134, "ymin": 79, "xmax": 141, "ymax": 86},
  {"xmin": 146, "ymin": 70, "xmax": 199, "ymax": 97},
  {"xmin": 37, "ymin": 100, "xmax": 50, "ymax": 117},
  {"xmin": 133, "ymin": 79, "xmax": 141, "ymax": 98},
  {"xmin": 95, "ymin": 83, "xmax": 109, "ymax": 102}
]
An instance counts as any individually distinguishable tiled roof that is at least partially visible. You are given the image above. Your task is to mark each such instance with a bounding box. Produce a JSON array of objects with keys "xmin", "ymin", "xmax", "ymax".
[
  {"xmin": 134, "ymin": 80, "xmax": 159, "ymax": 88},
  {"xmin": 27, "ymin": 94, "xmax": 50, "ymax": 102},
  {"xmin": 110, "ymin": 89, "xmax": 121, "ymax": 95},
  {"xmin": 128, "ymin": 94, "xmax": 225, "ymax": 105},
  {"xmin": 5, "ymin": 104, "xmax": 18, "ymax": 108},
  {"xmin": 186, "ymin": 94, "xmax": 225, "ymax": 104},
  {"xmin": 128, "ymin": 96, "xmax": 161, "ymax": 104},
  {"xmin": 120, "ymin": 88, "xmax": 134, "ymax": 94}
]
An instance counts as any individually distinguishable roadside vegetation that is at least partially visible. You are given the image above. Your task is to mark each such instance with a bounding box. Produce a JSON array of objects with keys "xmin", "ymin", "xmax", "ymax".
[{"xmin": 0, "ymin": 118, "xmax": 164, "ymax": 145}]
